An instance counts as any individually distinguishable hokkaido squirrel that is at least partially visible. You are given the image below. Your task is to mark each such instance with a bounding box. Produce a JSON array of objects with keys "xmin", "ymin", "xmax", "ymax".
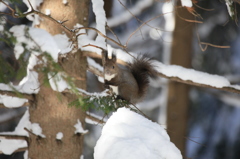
[{"xmin": 104, "ymin": 51, "xmax": 157, "ymax": 104}]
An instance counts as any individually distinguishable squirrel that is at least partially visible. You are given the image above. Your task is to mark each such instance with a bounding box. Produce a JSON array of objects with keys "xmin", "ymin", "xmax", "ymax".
[{"xmin": 103, "ymin": 51, "xmax": 157, "ymax": 104}]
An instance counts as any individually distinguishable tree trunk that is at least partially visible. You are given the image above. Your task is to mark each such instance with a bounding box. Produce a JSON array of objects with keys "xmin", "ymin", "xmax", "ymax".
[
  {"xmin": 28, "ymin": 0, "xmax": 89, "ymax": 158},
  {"xmin": 166, "ymin": 3, "xmax": 194, "ymax": 156}
]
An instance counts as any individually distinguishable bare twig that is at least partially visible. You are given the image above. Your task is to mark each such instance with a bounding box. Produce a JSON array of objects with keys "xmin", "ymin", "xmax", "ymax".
[
  {"xmin": 75, "ymin": 27, "xmax": 126, "ymax": 48},
  {"xmin": 196, "ymin": 32, "xmax": 230, "ymax": 51}
]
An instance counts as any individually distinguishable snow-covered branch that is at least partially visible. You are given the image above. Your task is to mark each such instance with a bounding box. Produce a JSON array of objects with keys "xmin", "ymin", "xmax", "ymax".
[
  {"xmin": 85, "ymin": 50, "xmax": 240, "ymax": 94},
  {"xmin": 0, "ymin": 90, "xmax": 33, "ymax": 101},
  {"xmin": 155, "ymin": 62, "xmax": 240, "ymax": 94}
]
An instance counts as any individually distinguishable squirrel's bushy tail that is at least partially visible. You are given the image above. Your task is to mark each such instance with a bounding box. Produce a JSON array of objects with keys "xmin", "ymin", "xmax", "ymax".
[{"xmin": 129, "ymin": 56, "xmax": 157, "ymax": 100}]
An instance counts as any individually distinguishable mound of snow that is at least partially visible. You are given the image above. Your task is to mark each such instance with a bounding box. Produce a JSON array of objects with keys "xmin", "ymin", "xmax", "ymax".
[{"xmin": 94, "ymin": 107, "xmax": 182, "ymax": 159}]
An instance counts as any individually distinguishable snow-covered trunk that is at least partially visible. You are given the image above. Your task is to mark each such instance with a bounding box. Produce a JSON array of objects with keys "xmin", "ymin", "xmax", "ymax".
[
  {"xmin": 28, "ymin": 0, "xmax": 89, "ymax": 158},
  {"xmin": 167, "ymin": 2, "xmax": 194, "ymax": 156}
]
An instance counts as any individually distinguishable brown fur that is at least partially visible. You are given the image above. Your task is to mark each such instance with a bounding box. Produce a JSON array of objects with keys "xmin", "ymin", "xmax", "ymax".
[{"xmin": 104, "ymin": 53, "xmax": 157, "ymax": 104}]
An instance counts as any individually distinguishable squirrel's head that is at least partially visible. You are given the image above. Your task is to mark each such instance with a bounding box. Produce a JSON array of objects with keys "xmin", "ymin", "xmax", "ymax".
[{"xmin": 104, "ymin": 51, "xmax": 118, "ymax": 81}]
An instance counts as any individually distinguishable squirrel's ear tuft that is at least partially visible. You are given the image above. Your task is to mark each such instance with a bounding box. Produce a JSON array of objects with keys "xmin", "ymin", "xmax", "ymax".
[{"xmin": 112, "ymin": 51, "xmax": 117, "ymax": 62}]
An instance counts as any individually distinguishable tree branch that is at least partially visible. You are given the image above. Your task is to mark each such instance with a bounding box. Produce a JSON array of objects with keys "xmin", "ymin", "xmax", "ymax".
[
  {"xmin": 0, "ymin": 90, "xmax": 34, "ymax": 101},
  {"xmin": 0, "ymin": 134, "xmax": 28, "ymax": 141},
  {"xmin": 0, "ymin": 102, "xmax": 30, "ymax": 108},
  {"xmin": 158, "ymin": 72, "xmax": 240, "ymax": 94},
  {"xmin": 85, "ymin": 113, "xmax": 105, "ymax": 125},
  {"xmin": 0, "ymin": 147, "xmax": 28, "ymax": 154}
]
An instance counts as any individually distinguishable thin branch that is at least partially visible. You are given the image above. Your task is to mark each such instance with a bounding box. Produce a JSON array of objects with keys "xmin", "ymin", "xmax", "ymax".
[
  {"xmin": 85, "ymin": 113, "xmax": 105, "ymax": 125},
  {"xmin": 196, "ymin": 32, "xmax": 230, "ymax": 51},
  {"xmin": 0, "ymin": 134, "xmax": 28, "ymax": 141}
]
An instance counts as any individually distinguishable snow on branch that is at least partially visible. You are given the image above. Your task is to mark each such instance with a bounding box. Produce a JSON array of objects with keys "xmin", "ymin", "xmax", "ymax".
[
  {"xmin": 154, "ymin": 61, "xmax": 240, "ymax": 94},
  {"xmin": 0, "ymin": 95, "xmax": 29, "ymax": 108},
  {"xmin": 0, "ymin": 90, "xmax": 33, "ymax": 101}
]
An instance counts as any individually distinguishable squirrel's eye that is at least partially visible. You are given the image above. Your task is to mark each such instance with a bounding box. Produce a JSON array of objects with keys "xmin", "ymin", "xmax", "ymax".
[{"xmin": 112, "ymin": 66, "xmax": 115, "ymax": 69}]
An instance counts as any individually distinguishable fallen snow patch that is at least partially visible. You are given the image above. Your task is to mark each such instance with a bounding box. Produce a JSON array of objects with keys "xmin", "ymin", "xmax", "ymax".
[{"xmin": 94, "ymin": 107, "xmax": 182, "ymax": 159}]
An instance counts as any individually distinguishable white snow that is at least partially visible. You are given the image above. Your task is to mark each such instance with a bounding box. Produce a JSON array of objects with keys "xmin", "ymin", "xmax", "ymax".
[
  {"xmin": 48, "ymin": 72, "xmax": 69, "ymax": 92},
  {"xmin": 181, "ymin": 0, "xmax": 193, "ymax": 7},
  {"xmin": 77, "ymin": 88, "xmax": 108, "ymax": 98},
  {"xmin": 29, "ymin": 27, "xmax": 60, "ymax": 62},
  {"xmin": 45, "ymin": 9, "xmax": 51, "ymax": 15},
  {"xmin": 54, "ymin": 34, "xmax": 72, "ymax": 54},
  {"xmin": 74, "ymin": 119, "xmax": 88, "ymax": 134},
  {"xmin": 56, "ymin": 132, "xmax": 63, "ymax": 140},
  {"xmin": 0, "ymin": 2, "xmax": 7, "ymax": 12},
  {"xmin": 87, "ymin": 57, "xmax": 103, "ymax": 72},
  {"xmin": 225, "ymin": 0, "xmax": 234, "ymax": 17},
  {"xmin": 24, "ymin": 151, "xmax": 28, "ymax": 159},
  {"xmin": 31, "ymin": 123, "xmax": 46, "ymax": 138},
  {"xmin": 14, "ymin": 109, "xmax": 31, "ymax": 136},
  {"xmin": 91, "ymin": 0, "xmax": 107, "ymax": 49},
  {"xmin": 94, "ymin": 107, "xmax": 182, "ymax": 159},
  {"xmin": 0, "ymin": 95, "xmax": 28, "ymax": 108},
  {"xmin": 0, "ymin": 71, "xmax": 40, "ymax": 94},
  {"xmin": 0, "ymin": 139, "xmax": 27, "ymax": 155},
  {"xmin": 14, "ymin": 44, "xmax": 24, "ymax": 59},
  {"xmin": 153, "ymin": 61, "xmax": 232, "ymax": 88},
  {"xmin": 23, "ymin": 0, "xmax": 43, "ymax": 26},
  {"xmin": 62, "ymin": 0, "xmax": 68, "ymax": 5},
  {"xmin": 0, "ymin": 110, "xmax": 30, "ymax": 155},
  {"xmin": 2, "ymin": 25, "xmax": 66, "ymax": 94}
]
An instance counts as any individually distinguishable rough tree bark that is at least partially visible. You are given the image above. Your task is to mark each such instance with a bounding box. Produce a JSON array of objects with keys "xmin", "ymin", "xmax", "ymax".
[
  {"xmin": 28, "ymin": 0, "xmax": 89, "ymax": 158},
  {"xmin": 166, "ymin": 3, "xmax": 194, "ymax": 156}
]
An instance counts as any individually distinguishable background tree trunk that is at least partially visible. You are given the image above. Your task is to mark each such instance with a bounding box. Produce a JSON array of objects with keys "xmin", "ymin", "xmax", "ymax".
[
  {"xmin": 28, "ymin": 0, "xmax": 89, "ymax": 158},
  {"xmin": 166, "ymin": 3, "xmax": 194, "ymax": 156}
]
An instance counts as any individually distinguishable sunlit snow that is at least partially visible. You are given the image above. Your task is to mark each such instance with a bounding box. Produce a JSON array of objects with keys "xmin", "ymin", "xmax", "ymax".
[{"xmin": 94, "ymin": 107, "xmax": 182, "ymax": 159}]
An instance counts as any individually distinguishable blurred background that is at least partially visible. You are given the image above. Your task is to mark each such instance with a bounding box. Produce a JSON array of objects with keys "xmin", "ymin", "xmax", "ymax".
[{"xmin": 1, "ymin": 0, "xmax": 240, "ymax": 159}]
